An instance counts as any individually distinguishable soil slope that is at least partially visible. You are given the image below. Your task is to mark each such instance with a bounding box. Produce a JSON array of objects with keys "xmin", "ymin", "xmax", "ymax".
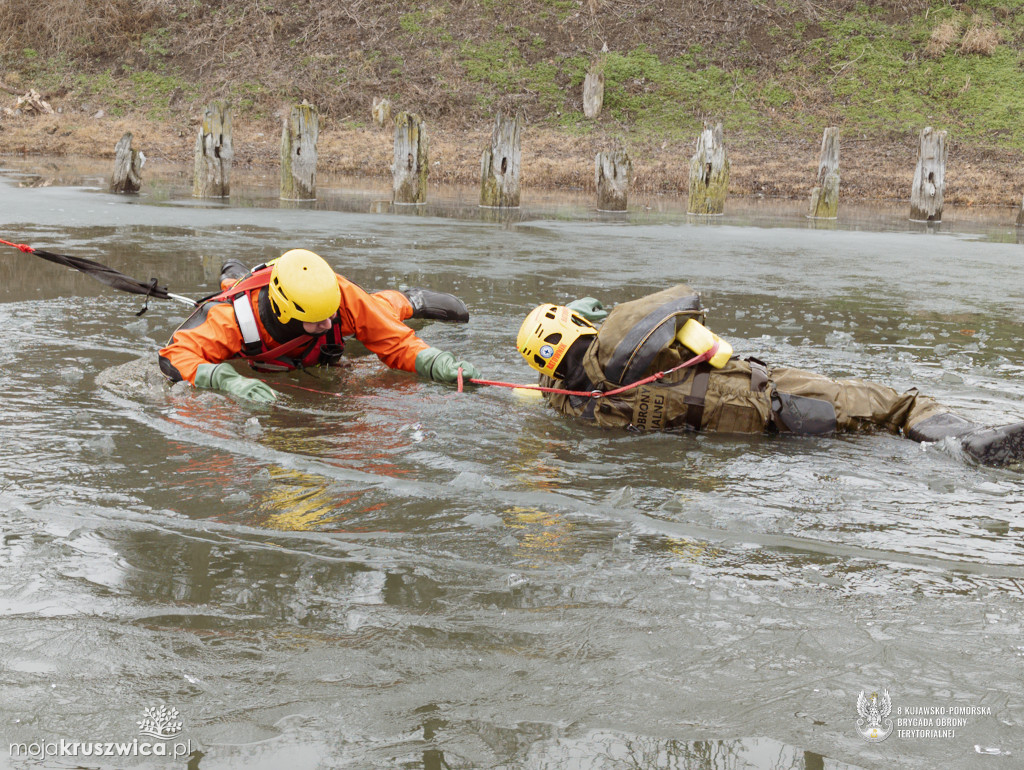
[{"xmin": 1, "ymin": 0, "xmax": 1023, "ymax": 207}]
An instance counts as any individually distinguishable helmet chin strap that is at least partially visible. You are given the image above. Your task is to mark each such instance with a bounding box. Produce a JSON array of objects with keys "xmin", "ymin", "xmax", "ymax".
[{"xmin": 258, "ymin": 287, "xmax": 308, "ymax": 341}]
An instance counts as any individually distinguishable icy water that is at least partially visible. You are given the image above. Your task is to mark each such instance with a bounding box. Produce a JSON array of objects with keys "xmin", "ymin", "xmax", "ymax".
[{"xmin": 0, "ymin": 159, "xmax": 1022, "ymax": 770}]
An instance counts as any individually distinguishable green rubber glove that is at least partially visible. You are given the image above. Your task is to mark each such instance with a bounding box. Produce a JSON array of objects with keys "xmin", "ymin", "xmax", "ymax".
[
  {"xmin": 566, "ymin": 297, "xmax": 608, "ymax": 323},
  {"xmin": 194, "ymin": 363, "xmax": 277, "ymax": 403},
  {"xmin": 414, "ymin": 347, "xmax": 482, "ymax": 384}
]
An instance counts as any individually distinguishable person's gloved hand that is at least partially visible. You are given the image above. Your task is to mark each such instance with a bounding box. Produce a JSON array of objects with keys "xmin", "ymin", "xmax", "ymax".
[
  {"xmin": 194, "ymin": 363, "xmax": 277, "ymax": 403},
  {"xmin": 415, "ymin": 347, "xmax": 482, "ymax": 384},
  {"xmin": 566, "ymin": 297, "xmax": 608, "ymax": 323}
]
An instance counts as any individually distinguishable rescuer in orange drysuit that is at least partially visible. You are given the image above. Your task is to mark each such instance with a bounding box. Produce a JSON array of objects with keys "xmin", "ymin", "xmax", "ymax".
[{"xmin": 159, "ymin": 249, "xmax": 480, "ymax": 402}]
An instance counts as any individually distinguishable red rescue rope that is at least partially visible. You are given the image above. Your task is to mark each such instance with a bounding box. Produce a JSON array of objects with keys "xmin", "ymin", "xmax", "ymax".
[
  {"xmin": 0, "ymin": 238, "xmax": 35, "ymax": 253},
  {"xmin": 271, "ymin": 341, "xmax": 717, "ymax": 400},
  {"xmin": 271, "ymin": 380, "xmax": 344, "ymax": 397},
  {"xmin": 456, "ymin": 341, "xmax": 719, "ymax": 398}
]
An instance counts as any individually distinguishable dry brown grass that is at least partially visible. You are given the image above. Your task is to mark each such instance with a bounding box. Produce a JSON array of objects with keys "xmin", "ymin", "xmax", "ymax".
[
  {"xmin": 959, "ymin": 23, "xmax": 1001, "ymax": 56},
  {"xmin": 924, "ymin": 19, "xmax": 962, "ymax": 58},
  {"xmin": 0, "ymin": 0, "xmax": 164, "ymax": 57}
]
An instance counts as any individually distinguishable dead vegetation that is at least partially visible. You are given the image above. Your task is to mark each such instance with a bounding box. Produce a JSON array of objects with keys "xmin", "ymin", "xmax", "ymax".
[
  {"xmin": 925, "ymin": 14, "xmax": 1002, "ymax": 59},
  {"xmin": 0, "ymin": 1, "xmax": 1022, "ymax": 207},
  {"xmin": 0, "ymin": 0, "xmax": 165, "ymax": 58},
  {"xmin": 959, "ymin": 22, "xmax": 1001, "ymax": 56},
  {"xmin": 925, "ymin": 18, "xmax": 963, "ymax": 58}
]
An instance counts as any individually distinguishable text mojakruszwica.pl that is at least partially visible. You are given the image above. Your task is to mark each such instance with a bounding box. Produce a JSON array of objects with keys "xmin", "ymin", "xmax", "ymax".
[{"xmin": 10, "ymin": 739, "xmax": 194, "ymax": 759}]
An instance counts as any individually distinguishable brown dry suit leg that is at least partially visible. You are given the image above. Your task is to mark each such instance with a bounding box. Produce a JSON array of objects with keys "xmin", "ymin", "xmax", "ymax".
[
  {"xmin": 769, "ymin": 367, "xmax": 948, "ymax": 436},
  {"xmin": 770, "ymin": 366, "xmax": 1024, "ymax": 465}
]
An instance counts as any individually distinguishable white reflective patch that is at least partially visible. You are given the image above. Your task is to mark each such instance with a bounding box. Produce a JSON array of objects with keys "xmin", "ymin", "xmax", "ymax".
[{"xmin": 232, "ymin": 294, "xmax": 261, "ymax": 346}]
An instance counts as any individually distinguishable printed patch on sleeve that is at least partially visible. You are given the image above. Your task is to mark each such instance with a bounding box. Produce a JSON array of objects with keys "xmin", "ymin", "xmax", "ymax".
[{"xmin": 632, "ymin": 387, "xmax": 667, "ymax": 432}]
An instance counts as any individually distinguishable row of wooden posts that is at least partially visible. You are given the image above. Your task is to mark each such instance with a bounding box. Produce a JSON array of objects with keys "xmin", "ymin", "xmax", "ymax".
[{"xmin": 109, "ymin": 100, "xmax": 1024, "ymax": 227}]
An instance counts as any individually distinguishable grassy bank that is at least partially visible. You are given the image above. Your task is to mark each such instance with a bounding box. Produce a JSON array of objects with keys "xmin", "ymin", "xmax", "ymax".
[{"xmin": 2, "ymin": 0, "xmax": 1024, "ymax": 205}]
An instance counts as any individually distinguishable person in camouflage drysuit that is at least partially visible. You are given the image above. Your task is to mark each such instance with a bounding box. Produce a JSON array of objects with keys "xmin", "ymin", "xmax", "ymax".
[{"xmin": 516, "ymin": 284, "xmax": 1024, "ymax": 466}]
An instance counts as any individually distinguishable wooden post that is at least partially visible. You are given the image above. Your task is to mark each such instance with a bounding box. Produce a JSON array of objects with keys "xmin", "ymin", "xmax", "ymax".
[
  {"xmin": 687, "ymin": 122, "xmax": 729, "ymax": 215},
  {"xmin": 808, "ymin": 127, "xmax": 839, "ymax": 219},
  {"xmin": 1017, "ymin": 196, "xmax": 1024, "ymax": 228},
  {"xmin": 392, "ymin": 111, "xmax": 428, "ymax": 205},
  {"xmin": 280, "ymin": 102, "xmax": 319, "ymax": 201},
  {"xmin": 110, "ymin": 132, "xmax": 144, "ymax": 194},
  {"xmin": 193, "ymin": 101, "xmax": 233, "ymax": 198},
  {"xmin": 583, "ymin": 60, "xmax": 604, "ymax": 119},
  {"xmin": 909, "ymin": 127, "xmax": 947, "ymax": 222},
  {"xmin": 595, "ymin": 150, "xmax": 631, "ymax": 211},
  {"xmin": 480, "ymin": 112, "xmax": 522, "ymax": 208},
  {"xmin": 372, "ymin": 97, "xmax": 392, "ymax": 128}
]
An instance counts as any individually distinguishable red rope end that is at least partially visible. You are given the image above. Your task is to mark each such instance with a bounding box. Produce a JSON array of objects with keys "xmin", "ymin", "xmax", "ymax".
[
  {"xmin": 0, "ymin": 238, "xmax": 35, "ymax": 253},
  {"xmin": 457, "ymin": 367, "xmax": 464, "ymax": 393}
]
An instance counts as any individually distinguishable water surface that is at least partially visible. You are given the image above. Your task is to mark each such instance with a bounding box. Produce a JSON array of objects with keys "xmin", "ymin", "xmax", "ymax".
[{"xmin": 0, "ymin": 159, "xmax": 1021, "ymax": 769}]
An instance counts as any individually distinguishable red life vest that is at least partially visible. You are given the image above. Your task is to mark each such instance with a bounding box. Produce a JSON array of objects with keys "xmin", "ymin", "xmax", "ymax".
[{"xmin": 210, "ymin": 264, "xmax": 345, "ymax": 372}]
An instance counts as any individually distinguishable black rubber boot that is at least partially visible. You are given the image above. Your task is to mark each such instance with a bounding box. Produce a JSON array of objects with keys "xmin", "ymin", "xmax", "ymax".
[
  {"xmin": 401, "ymin": 288, "xmax": 469, "ymax": 323},
  {"xmin": 960, "ymin": 422, "xmax": 1024, "ymax": 467},
  {"xmin": 220, "ymin": 259, "xmax": 249, "ymax": 284},
  {"xmin": 905, "ymin": 412, "xmax": 977, "ymax": 443},
  {"xmin": 907, "ymin": 412, "xmax": 1024, "ymax": 466}
]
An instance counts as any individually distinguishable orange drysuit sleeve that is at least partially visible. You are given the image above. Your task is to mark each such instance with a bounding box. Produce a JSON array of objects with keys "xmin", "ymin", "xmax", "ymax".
[
  {"xmin": 335, "ymin": 276, "xmax": 428, "ymax": 371},
  {"xmin": 158, "ymin": 303, "xmax": 246, "ymax": 384}
]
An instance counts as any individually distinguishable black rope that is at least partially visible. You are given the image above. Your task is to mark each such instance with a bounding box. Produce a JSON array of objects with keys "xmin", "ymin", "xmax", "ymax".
[{"xmin": 31, "ymin": 248, "xmax": 172, "ymax": 299}]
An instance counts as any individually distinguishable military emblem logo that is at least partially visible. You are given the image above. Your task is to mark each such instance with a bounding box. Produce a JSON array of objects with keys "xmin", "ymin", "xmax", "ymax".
[{"xmin": 856, "ymin": 689, "xmax": 893, "ymax": 742}]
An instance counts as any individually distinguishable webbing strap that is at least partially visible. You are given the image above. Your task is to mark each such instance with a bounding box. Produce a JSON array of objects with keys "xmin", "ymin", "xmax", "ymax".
[
  {"xmin": 227, "ymin": 276, "xmax": 316, "ymax": 364},
  {"xmin": 247, "ymin": 333, "xmax": 316, "ymax": 364},
  {"xmin": 683, "ymin": 363, "xmax": 712, "ymax": 431},
  {"xmin": 232, "ymin": 294, "xmax": 261, "ymax": 351},
  {"xmin": 748, "ymin": 357, "xmax": 769, "ymax": 393}
]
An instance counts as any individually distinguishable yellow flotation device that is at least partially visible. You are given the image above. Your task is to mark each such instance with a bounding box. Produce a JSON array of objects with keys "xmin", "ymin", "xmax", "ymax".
[{"xmin": 676, "ymin": 318, "xmax": 733, "ymax": 368}]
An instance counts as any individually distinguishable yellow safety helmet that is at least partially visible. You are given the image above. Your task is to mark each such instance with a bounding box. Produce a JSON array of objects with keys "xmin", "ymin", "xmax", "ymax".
[
  {"xmin": 267, "ymin": 249, "xmax": 341, "ymax": 324},
  {"xmin": 516, "ymin": 304, "xmax": 597, "ymax": 376}
]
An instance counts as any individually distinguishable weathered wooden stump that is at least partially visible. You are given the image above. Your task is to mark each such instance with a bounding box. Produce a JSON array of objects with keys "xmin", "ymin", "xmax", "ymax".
[
  {"xmin": 110, "ymin": 132, "xmax": 144, "ymax": 194},
  {"xmin": 583, "ymin": 61, "xmax": 605, "ymax": 119},
  {"xmin": 1017, "ymin": 196, "xmax": 1024, "ymax": 228},
  {"xmin": 909, "ymin": 127, "xmax": 947, "ymax": 222},
  {"xmin": 280, "ymin": 102, "xmax": 319, "ymax": 201},
  {"xmin": 193, "ymin": 101, "xmax": 233, "ymax": 198},
  {"xmin": 595, "ymin": 150, "xmax": 631, "ymax": 211},
  {"xmin": 372, "ymin": 97, "xmax": 392, "ymax": 128},
  {"xmin": 808, "ymin": 127, "xmax": 840, "ymax": 219},
  {"xmin": 687, "ymin": 122, "xmax": 729, "ymax": 215},
  {"xmin": 480, "ymin": 113, "xmax": 522, "ymax": 208},
  {"xmin": 392, "ymin": 112, "xmax": 428, "ymax": 204}
]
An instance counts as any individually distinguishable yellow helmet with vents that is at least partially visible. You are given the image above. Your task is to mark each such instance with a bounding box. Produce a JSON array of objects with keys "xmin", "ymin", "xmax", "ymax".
[
  {"xmin": 516, "ymin": 304, "xmax": 597, "ymax": 376},
  {"xmin": 267, "ymin": 249, "xmax": 341, "ymax": 323}
]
